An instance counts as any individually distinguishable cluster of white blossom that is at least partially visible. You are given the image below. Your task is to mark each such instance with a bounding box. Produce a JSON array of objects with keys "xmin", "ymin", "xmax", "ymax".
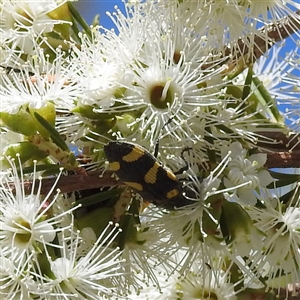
[{"xmin": 0, "ymin": 0, "xmax": 300, "ymax": 299}]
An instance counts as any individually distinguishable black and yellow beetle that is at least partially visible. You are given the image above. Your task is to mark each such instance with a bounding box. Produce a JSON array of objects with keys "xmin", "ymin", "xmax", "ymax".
[{"xmin": 103, "ymin": 141, "xmax": 193, "ymax": 210}]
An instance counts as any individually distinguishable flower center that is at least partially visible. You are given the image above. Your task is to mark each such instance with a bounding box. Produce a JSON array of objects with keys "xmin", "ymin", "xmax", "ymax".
[
  {"xmin": 173, "ymin": 51, "xmax": 181, "ymax": 64},
  {"xmin": 191, "ymin": 289, "xmax": 218, "ymax": 299},
  {"xmin": 14, "ymin": 217, "xmax": 32, "ymax": 244},
  {"xmin": 149, "ymin": 82, "xmax": 173, "ymax": 109}
]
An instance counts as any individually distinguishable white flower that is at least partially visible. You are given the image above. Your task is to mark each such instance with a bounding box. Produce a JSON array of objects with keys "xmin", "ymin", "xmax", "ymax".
[
  {"xmin": 117, "ymin": 31, "xmax": 227, "ymax": 152},
  {"xmin": 159, "ymin": 254, "xmax": 239, "ymax": 300},
  {"xmin": 185, "ymin": 1, "xmax": 249, "ymax": 48},
  {"xmin": 196, "ymin": 0, "xmax": 300, "ymax": 55},
  {"xmin": 126, "ymin": 245, "xmax": 253, "ymax": 299},
  {"xmin": 0, "ymin": 254, "xmax": 47, "ymax": 300},
  {"xmin": 0, "ymin": 0, "xmax": 71, "ymax": 55},
  {"xmin": 244, "ymin": 0, "xmax": 300, "ymax": 35},
  {"xmin": 56, "ymin": 28, "xmax": 130, "ymax": 145},
  {"xmin": 71, "ymin": 2, "xmax": 230, "ymax": 156},
  {"xmin": 69, "ymin": 29, "xmax": 127, "ymax": 108},
  {"xmin": 152, "ymin": 0, "xmax": 266, "ymax": 55},
  {"xmin": 44, "ymin": 222, "xmax": 126, "ymax": 299},
  {"xmin": 145, "ymin": 151, "xmax": 229, "ymax": 253},
  {"xmin": 222, "ymin": 142, "xmax": 273, "ymax": 205},
  {"xmin": 118, "ymin": 215, "xmax": 183, "ymax": 291},
  {"xmin": 247, "ymin": 186, "xmax": 300, "ymax": 292},
  {"xmin": 0, "ymin": 157, "xmax": 75, "ymax": 260},
  {"xmin": 0, "ymin": 48, "xmax": 79, "ymax": 114}
]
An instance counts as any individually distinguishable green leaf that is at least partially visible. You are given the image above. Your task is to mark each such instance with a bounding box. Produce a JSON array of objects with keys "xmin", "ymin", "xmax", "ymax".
[
  {"xmin": 279, "ymin": 189, "xmax": 298, "ymax": 204},
  {"xmin": 269, "ymin": 170, "xmax": 300, "ymax": 180},
  {"xmin": 34, "ymin": 112, "xmax": 69, "ymax": 151},
  {"xmin": 117, "ymin": 203, "xmax": 139, "ymax": 250},
  {"xmin": 251, "ymin": 75, "xmax": 284, "ymax": 124},
  {"xmin": 75, "ymin": 188, "xmax": 124, "ymax": 207},
  {"xmin": 242, "ymin": 65, "xmax": 253, "ymax": 100},
  {"xmin": 68, "ymin": 2, "xmax": 92, "ymax": 40},
  {"xmin": 21, "ymin": 164, "xmax": 61, "ymax": 175},
  {"xmin": 29, "ymin": 103, "xmax": 56, "ymax": 138},
  {"xmin": 267, "ymin": 170, "xmax": 300, "ymax": 188}
]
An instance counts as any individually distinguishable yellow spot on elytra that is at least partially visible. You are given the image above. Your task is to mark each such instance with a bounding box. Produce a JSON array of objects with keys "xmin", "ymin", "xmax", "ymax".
[
  {"xmin": 144, "ymin": 163, "xmax": 159, "ymax": 184},
  {"xmin": 167, "ymin": 170, "xmax": 177, "ymax": 181},
  {"xmin": 167, "ymin": 189, "xmax": 179, "ymax": 199},
  {"xmin": 124, "ymin": 181, "xmax": 143, "ymax": 191},
  {"xmin": 109, "ymin": 161, "xmax": 120, "ymax": 171},
  {"xmin": 122, "ymin": 146, "xmax": 144, "ymax": 162}
]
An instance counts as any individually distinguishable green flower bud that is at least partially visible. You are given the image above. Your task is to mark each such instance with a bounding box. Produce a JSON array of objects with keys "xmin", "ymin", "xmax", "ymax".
[
  {"xmin": 2, "ymin": 141, "xmax": 47, "ymax": 167},
  {"xmin": 48, "ymin": 3, "xmax": 72, "ymax": 39},
  {"xmin": 222, "ymin": 201, "xmax": 264, "ymax": 256},
  {"xmin": 72, "ymin": 105, "xmax": 114, "ymax": 120},
  {"xmin": 0, "ymin": 110, "xmax": 37, "ymax": 136},
  {"xmin": 116, "ymin": 113, "xmax": 138, "ymax": 137}
]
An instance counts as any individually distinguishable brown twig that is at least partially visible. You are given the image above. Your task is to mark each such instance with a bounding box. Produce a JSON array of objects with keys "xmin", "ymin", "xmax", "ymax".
[
  {"xmin": 255, "ymin": 131, "xmax": 300, "ymax": 168},
  {"xmin": 227, "ymin": 10, "xmax": 300, "ymax": 61},
  {"xmin": 265, "ymin": 151, "xmax": 300, "ymax": 168},
  {"xmin": 16, "ymin": 170, "xmax": 121, "ymax": 195}
]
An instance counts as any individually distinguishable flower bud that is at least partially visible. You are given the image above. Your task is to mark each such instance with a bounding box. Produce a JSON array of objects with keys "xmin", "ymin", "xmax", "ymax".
[
  {"xmin": 116, "ymin": 113, "xmax": 138, "ymax": 137},
  {"xmin": 2, "ymin": 141, "xmax": 47, "ymax": 167},
  {"xmin": 73, "ymin": 105, "xmax": 114, "ymax": 120},
  {"xmin": 0, "ymin": 110, "xmax": 37, "ymax": 136},
  {"xmin": 48, "ymin": 3, "xmax": 72, "ymax": 39},
  {"xmin": 222, "ymin": 201, "xmax": 264, "ymax": 256}
]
